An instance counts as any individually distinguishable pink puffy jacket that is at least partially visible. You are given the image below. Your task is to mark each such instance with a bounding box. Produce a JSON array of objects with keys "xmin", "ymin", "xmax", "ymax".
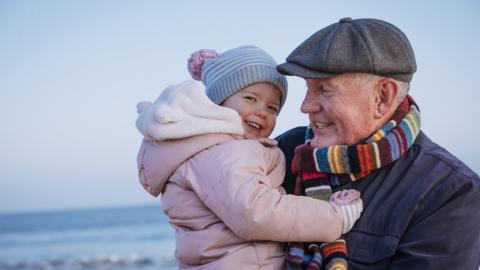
[
  {"xmin": 136, "ymin": 81, "xmax": 344, "ymax": 269},
  {"xmin": 137, "ymin": 134, "xmax": 344, "ymax": 269}
]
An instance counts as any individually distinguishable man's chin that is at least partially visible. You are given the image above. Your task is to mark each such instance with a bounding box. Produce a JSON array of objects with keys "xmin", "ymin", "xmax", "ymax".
[
  {"xmin": 310, "ymin": 137, "xmax": 336, "ymax": 148},
  {"xmin": 310, "ymin": 125, "xmax": 338, "ymax": 147}
]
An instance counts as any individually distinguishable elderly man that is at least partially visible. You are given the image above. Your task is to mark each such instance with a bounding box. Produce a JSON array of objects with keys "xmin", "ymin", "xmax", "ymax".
[{"xmin": 276, "ymin": 18, "xmax": 480, "ymax": 269}]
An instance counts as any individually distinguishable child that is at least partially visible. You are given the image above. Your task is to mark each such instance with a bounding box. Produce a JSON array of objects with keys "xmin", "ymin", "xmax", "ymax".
[{"xmin": 135, "ymin": 45, "xmax": 363, "ymax": 269}]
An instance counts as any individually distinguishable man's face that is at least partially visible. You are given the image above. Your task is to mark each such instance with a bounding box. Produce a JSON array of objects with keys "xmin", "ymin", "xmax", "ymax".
[{"xmin": 301, "ymin": 74, "xmax": 380, "ymax": 148}]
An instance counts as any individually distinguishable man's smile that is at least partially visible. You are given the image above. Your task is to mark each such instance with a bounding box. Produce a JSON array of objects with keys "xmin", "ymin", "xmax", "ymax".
[{"xmin": 313, "ymin": 121, "xmax": 333, "ymax": 129}]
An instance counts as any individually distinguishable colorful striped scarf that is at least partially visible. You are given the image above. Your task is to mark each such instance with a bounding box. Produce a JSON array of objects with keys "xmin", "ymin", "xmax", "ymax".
[{"xmin": 287, "ymin": 96, "xmax": 421, "ymax": 270}]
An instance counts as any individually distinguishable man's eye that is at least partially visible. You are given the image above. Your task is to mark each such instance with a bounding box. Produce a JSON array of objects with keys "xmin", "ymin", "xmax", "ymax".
[{"xmin": 320, "ymin": 87, "xmax": 335, "ymax": 96}]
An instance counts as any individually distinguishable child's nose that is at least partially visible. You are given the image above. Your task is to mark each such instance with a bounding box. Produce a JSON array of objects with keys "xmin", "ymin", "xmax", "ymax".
[{"xmin": 255, "ymin": 105, "xmax": 268, "ymax": 118}]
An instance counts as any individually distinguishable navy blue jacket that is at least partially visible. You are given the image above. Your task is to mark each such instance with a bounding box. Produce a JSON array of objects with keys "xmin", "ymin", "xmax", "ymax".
[{"xmin": 276, "ymin": 127, "xmax": 480, "ymax": 269}]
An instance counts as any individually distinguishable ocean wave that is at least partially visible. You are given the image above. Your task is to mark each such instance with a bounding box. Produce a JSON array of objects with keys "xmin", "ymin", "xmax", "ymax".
[
  {"xmin": 0, "ymin": 253, "xmax": 176, "ymax": 270},
  {"xmin": 0, "ymin": 224, "xmax": 173, "ymax": 248}
]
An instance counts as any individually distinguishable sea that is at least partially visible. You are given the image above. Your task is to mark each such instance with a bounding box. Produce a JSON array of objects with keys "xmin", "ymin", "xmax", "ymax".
[{"xmin": 0, "ymin": 205, "xmax": 177, "ymax": 270}]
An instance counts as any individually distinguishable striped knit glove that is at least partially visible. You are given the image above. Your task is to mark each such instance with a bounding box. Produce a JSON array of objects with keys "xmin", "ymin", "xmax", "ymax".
[{"xmin": 339, "ymin": 200, "xmax": 363, "ymax": 234}]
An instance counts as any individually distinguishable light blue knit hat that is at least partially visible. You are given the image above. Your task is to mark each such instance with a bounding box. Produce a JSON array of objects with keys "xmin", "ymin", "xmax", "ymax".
[{"xmin": 187, "ymin": 45, "xmax": 288, "ymax": 112}]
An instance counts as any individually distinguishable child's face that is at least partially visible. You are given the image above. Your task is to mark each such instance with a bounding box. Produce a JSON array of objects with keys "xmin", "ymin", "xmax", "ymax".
[{"xmin": 222, "ymin": 82, "xmax": 281, "ymax": 139}]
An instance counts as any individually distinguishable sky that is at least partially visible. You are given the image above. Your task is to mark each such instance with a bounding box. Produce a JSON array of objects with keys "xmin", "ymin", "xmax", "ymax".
[{"xmin": 1, "ymin": 0, "xmax": 479, "ymax": 213}]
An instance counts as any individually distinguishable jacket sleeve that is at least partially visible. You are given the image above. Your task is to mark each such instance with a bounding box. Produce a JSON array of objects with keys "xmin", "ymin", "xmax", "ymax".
[
  {"xmin": 185, "ymin": 140, "xmax": 343, "ymax": 243},
  {"xmin": 389, "ymin": 175, "xmax": 480, "ymax": 269}
]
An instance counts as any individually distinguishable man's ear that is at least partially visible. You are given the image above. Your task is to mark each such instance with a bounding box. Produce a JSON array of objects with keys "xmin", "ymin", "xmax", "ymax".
[{"xmin": 374, "ymin": 78, "xmax": 399, "ymax": 119}]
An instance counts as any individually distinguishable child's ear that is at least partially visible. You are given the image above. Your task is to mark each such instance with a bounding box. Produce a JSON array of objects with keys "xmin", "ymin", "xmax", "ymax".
[{"xmin": 374, "ymin": 78, "xmax": 400, "ymax": 119}]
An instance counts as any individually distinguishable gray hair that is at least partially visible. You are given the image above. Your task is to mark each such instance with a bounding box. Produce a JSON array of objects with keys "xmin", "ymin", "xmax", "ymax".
[
  {"xmin": 397, "ymin": 80, "xmax": 410, "ymax": 98},
  {"xmin": 350, "ymin": 73, "xmax": 409, "ymax": 103}
]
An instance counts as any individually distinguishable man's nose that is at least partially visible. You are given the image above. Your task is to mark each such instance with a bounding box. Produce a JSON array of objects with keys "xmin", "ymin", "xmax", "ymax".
[{"xmin": 300, "ymin": 91, "xmax": 320, "ymax": 113}]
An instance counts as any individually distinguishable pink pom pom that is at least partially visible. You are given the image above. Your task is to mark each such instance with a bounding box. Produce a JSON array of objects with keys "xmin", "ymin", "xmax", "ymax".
[{"xmin": 187, "ymin": 49, "xmax": 220, "ymax": 80}]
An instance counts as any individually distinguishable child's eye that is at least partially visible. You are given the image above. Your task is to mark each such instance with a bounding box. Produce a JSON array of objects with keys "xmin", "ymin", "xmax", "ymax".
[
  {"xmin": 244, "ymin": 96, "xmax": 256, "ymax": 102},
  {"xmin": 268, "ymin": 105, "xmax": 279, "ymax": 114}
]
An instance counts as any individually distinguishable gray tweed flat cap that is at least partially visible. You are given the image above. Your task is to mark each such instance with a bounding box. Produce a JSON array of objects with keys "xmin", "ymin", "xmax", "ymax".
[{"xmin": 277, "ymin": 17, "xmax": 417, "ymax": 82}]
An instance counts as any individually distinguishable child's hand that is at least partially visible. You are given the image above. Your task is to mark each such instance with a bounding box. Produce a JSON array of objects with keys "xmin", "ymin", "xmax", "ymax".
[
  {"xmin": 330, "ymin": 189, "xmax": 361, "ymax": 206},
  {"xmin": 330, "ymin": 189, "xmax": 363, "ymax": 234}
]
